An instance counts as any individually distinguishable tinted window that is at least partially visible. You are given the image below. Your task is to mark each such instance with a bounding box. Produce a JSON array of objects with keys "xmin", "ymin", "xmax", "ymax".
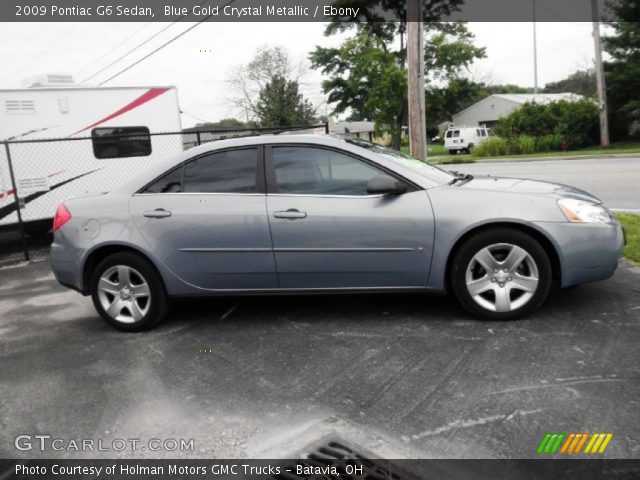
[
  {"xmin": 144, "ymin": 166, "xmax": 183, "ymax": 193},
  {"xmin": 453, "ymin": 130, "xmax": 460, "ymax": 138},
  {"xmin": 272, "ymin": 146, "xmax": 384, "ymax": 195},
  {"xmin": 446, "ymin": 130, "xmax": 453, "ymax": 138},
  {"xmin": 184, "ymin": 148, "xmax": 257, "ymax": 193},
  {"xmin": 92, "ymin": 127, "xmax": 151, "ymax": 159}
]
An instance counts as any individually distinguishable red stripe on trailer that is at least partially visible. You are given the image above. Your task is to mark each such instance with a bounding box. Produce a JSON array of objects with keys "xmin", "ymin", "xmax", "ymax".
[
  {"xmin": 69, "ymin": 88, "xmax": 170, "ymax": 136},
  {"xmin": 0, "ymin": 188, "xmax": 16, "ymax": 199}
]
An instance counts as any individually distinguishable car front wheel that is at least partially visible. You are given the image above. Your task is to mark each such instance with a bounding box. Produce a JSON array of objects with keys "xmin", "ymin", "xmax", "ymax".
[
  {"xmin": 90, "ymin": 252, "xmax": 168, "ymax": 331},
  {"xmin": 451, "ymin": 228, "xmax": 552, "ymax": 319}
]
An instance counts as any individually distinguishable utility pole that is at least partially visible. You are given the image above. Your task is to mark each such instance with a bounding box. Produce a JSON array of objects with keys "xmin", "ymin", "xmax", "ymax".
[
  {"xmin": 592, "ymin": 0, "xmax": 610, "ymax": 146},
  {"xmin": 407, "ymin": 0, "xmax": 427, "ymax": 160},
  {"xmin": 532, "ymin": 0, "xmax": 539, "ymax": 99}
]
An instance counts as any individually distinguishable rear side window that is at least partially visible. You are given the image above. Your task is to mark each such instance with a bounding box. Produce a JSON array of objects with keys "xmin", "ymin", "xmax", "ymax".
[
  {"xmin": 92, "ymin": 126, "xmax": 151, "ymax": 159},
  {"xmin": 453, "ymin": 130, "xmax": 460, "ymax": 138},
  {"xmin": 144, "ymin": 166, "xmax": 183, "ymax": 193},
  {"xmin": 184, "ymin": 148, "xmax": 258, "ymax": 193}
]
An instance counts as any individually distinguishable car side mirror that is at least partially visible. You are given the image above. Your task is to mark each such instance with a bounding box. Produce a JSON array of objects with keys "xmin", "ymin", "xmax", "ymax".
[{"xmin": 367, "ymin": 175, "xmax": 408, "ymax": 195}]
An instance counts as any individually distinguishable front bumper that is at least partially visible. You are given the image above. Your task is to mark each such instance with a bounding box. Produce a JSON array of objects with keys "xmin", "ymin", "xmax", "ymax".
[{"xmin": 534, "ymin": 220, "xmax": 625, "ymax": 288}]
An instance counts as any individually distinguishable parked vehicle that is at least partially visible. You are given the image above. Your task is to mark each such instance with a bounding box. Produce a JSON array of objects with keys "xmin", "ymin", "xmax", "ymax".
[
  {"xmin": 0, "ymin": 75, "xmax": 182, "ymax": 229},
  {"xmin": 50, "ymin": 135, "xmax": 624, "ymax": 331},
  {"xmin": 444, "ymin": 125, "xmax": 495, "ymax": 154}
]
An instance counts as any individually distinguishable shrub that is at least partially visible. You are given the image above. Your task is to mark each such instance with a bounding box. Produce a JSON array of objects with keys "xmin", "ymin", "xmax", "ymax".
[
  {"xmin": 536, "ymin": 133, "xmax": 563, "ymax": 152},
  {"xmin": 473, "ymin": 137, "xmax": 510, "ymax": 157},
  {"xmin": 496, "ymin": 98, "xmax": 599, "ymax": 149},
  {"xmin": 512, "ymin": 135, "xmax": 536, "ymax": 154}
]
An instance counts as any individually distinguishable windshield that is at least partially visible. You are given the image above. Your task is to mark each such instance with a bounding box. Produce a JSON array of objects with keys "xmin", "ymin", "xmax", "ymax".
[{"xmin": 345, "ymin": 137, "xmax": 453, "ymax": 185}]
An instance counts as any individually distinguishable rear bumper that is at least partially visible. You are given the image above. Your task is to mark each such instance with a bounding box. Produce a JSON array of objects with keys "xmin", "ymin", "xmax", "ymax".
[
  {"xmin": 50, "ymin": 225, "xmax": 89, "ymax": 294},
  {"xmin": 533, "ymin": 220, "xmax": 625, "ymax": 287}
]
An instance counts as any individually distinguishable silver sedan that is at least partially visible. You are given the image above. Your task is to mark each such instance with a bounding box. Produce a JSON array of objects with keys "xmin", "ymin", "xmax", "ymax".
[{"xmin": 50, "ymin": 135, "xmax": 624, "ymax": 331}]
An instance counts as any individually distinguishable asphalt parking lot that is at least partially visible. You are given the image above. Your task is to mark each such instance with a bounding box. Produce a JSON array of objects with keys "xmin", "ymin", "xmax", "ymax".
[{"xmin": 1, "ymin": 259, "xmax": 639, "ymax": 459}]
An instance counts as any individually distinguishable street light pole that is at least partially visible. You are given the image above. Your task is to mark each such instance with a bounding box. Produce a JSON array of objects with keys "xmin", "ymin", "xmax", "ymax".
[
  {"xmin": 591, "ymin": 0, "xmax": 610, "ymax": 146},
  {"xmin": 407, "ymin": 0, "xmax": 427, "ymax": 160},
  {"xmin": 533, "ymin": 0, "xmax": 539, "ymax": 99}
]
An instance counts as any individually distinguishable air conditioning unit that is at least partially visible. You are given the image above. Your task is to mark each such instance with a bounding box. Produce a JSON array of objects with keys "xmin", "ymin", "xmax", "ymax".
[{"xmin": 21, "ymin": 73, "xmax": 76, "ymax": 88}]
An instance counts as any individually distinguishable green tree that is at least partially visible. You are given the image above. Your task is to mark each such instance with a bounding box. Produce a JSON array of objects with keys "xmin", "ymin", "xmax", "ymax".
[
  {"xmin": 227, "ymin": 46, "xmax": 308, "ymax": 122},
  {"xmin": 543, "ymin": 69, "xmax": 596, "ymax": 97},
  {"xmin": 604, "ymin": 0, "xmax": 640, "ymax": 139},
  {"xmin": 311, "ymin": 3, "xmax": 485, "ymax": 149},
  {"xmin": 254, "ymin": 75, "xmax": 317, "ymax": 127}
]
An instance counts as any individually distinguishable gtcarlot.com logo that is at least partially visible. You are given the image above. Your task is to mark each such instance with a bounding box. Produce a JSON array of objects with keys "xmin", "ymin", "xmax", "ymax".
[{"xmin": 537, "ymin": 432, "xmax": 613, "ymax": 455}]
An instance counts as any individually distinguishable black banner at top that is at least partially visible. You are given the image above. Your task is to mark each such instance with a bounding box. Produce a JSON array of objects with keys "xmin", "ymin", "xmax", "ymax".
[{"xmin": 1, "ymin": 0, "xmax": 635, "ymax": 23}]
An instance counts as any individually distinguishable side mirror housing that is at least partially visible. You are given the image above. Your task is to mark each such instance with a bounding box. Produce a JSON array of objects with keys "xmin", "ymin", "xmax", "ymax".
[{"xmin": 367, "ymin": 175, "xmax": 408, "ymax": 195}]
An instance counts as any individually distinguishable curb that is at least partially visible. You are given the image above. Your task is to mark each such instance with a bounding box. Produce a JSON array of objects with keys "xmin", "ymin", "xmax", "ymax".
[{"xmin": 469, "ymin": 152, "xmax": 640, "ymax": 163}]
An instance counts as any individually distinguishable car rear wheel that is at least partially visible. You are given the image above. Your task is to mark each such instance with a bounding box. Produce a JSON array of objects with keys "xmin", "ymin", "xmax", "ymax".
[
  {"xmin": 451, "ymin": 228, "xmax": 552, "ymax": 320},
  {"xmin": 90, "ymin": 252, "xmax": 168, "ymax": 331}
]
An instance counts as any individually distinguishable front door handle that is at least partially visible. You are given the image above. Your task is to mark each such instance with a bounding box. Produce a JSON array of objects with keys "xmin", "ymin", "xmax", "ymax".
[
  {"xmin": 143, "ymin": 208, "xmax": 172, "ymax": 218},
  {"xmin": 273, "ymin": 209, "xmax": 307, "ymax": 219}
]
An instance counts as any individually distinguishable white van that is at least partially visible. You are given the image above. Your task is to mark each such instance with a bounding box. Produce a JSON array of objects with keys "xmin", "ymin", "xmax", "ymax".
[{"xmin": 444, "ymin": 126, "xmax": 495, "ymax": 154}]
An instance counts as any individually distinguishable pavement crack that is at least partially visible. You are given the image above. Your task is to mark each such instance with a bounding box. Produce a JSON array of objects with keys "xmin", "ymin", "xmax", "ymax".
[{"xmin": 404, "ymin": 409, "xmax": 542, "ymax": 441}]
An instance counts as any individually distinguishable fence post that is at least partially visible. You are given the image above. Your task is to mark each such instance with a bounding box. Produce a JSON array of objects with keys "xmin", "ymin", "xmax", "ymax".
[
  {"xmin": 4, "ymin": 142, "xmax": 29, "ymax": 262},
  {"xmin": 324, "ymin": 122, "xmax": 330, "ymax": 134},
  {"xmin": 196, "ymin": 131, "xmax": 201, "ymax": 146}
]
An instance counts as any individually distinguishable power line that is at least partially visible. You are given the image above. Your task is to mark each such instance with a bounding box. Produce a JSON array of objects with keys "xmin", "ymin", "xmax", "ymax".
[
  {"xmin": 97, "ymin": 0, "xmax": 234, "ymax": 86},
  {"xmin": 74, "ymin": 22, "xmax": 153, "ymax": 76},
  {"xmin": 80, "ymin": 22, "xmax": 180, "ymax": 84}
]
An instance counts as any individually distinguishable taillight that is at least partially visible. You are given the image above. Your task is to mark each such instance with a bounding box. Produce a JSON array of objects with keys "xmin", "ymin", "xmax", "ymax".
[{"xmin": 53, "ymin": 202, "xmax": 72, "ymax": 232}]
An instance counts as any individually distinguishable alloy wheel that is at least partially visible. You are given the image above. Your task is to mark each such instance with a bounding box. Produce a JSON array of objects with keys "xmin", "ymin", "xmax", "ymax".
[
  {"xmin": 97, "ymin": 265, "xmax": 151, "ymax": 323},
  {"xmin": 465, "ymin": 243, "xmax": 539, "ymax": 313}
]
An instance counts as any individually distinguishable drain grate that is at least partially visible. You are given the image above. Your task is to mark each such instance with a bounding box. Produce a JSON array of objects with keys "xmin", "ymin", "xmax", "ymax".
[{"xmin": 270, "ymin": 437, "xmax": 418, "ymax": 480}]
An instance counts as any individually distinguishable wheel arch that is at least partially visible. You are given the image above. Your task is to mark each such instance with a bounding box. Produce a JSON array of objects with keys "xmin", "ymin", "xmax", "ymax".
[
  {"xmin": 82, "ymin": 243, "xmax": 165, "ymax": 295},
  {"xmin": 444, "ymin": 221, "xmax": 563, "ymax": 291}
]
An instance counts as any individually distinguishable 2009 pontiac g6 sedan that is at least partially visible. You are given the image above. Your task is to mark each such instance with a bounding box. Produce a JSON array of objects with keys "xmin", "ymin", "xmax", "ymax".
[{"xmin": 51, "ymin": 135, "xmax": 624, "ymax": 331}]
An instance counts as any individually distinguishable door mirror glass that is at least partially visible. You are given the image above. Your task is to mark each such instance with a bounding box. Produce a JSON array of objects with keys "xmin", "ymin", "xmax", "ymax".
[{"xmin": 366, "ymin": 175, "xmax": 407, "ymax": 195}]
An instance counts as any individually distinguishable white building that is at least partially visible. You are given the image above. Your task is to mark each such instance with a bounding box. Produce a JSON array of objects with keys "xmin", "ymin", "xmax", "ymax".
[{"xmin": 452, "ymin": 93, "xmax": 583, "ymax": 128}]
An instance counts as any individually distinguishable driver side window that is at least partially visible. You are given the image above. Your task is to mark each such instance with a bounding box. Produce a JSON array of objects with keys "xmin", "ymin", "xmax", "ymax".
[{"xmin": 271, "ymin": 146, "xmax": 385, "ymax": 196}]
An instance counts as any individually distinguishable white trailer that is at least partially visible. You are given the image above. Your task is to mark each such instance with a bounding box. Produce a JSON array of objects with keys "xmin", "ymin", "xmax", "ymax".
[{"xmin": 0, "ymin": 75, "xmax": 182, "ymax": 229}]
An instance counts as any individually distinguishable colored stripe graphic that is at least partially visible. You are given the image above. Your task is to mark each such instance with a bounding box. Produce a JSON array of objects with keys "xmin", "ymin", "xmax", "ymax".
[
  {"xmin": 537, "ymin": 433, "xmax": 565, "ymax": 454},
  {"xmin": 539, "ymin": 433, "xmax": 613, "ymax": 454},
  {"xmin": 69, "ymin": 87, "xmax": 170, "ymax": 136}
]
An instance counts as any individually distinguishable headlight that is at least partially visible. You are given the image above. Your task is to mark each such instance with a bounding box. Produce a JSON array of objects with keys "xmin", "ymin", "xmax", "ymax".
[{"xmin": 558, "ymin": 198, "xmax": 611, "ymax": 223}]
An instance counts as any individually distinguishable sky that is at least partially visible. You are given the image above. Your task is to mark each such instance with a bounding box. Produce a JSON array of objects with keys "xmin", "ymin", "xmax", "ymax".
[{"xmin": 0, "ymin": 21, "xmax": 600, "ymax": 127}]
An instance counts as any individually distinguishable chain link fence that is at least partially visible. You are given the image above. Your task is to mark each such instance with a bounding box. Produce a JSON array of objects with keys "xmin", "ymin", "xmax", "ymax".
[{"xmin": 0, "ymin": 123, "xmax": 328, "ymax": 264}]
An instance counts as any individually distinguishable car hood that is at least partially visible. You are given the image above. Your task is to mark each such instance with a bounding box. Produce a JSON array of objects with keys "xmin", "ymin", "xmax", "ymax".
[{"xmin": 457, "ymin": 176, "xmax": 602, "ymax": 203}]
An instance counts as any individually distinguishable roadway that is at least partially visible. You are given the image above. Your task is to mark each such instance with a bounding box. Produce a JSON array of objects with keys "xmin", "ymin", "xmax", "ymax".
[{"xmin": 454, "ymin": 156, "xmax": 640, "ymax": 212}]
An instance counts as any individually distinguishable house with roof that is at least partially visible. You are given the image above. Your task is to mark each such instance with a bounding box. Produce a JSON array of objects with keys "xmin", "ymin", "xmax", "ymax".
[{"xmin": 451, "ymin": 93, "xmax": 583, "ymax": 128}]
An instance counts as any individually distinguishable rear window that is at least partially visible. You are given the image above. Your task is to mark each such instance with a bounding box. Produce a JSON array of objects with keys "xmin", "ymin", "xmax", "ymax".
[
  {"xmin": 452, "ymin": 130, "xmax": 460, "ymax": 138},
  {"xmin": 92, "ymin": 126, "xmax": 151, "ymax": 159}
]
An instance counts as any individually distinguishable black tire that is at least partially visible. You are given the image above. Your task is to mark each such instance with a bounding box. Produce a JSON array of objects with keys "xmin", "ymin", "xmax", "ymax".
[
  {"xmin": 450, "ymin": 228, "xmax": 552, "ymax": 320},
  {"xmin": 465, "ymin": 143, "xmax": 474, "ymax": 154},
  {"xmin": 448, "ymin": 149, "xmax": 457, "ymax": 155},
  {"xmin": 89, "ymin": 252, "xmax": 168, "ymax": 331}
]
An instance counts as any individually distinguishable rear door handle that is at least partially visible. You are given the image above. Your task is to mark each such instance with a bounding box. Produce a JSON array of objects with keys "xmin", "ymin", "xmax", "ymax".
[
  {"xmin": 143, "ymin": 208, "xmax": 172, "ymax": 218},
  {"xmin": 273, "ymin": 209, "xmax": 307, "ymax": 219}
]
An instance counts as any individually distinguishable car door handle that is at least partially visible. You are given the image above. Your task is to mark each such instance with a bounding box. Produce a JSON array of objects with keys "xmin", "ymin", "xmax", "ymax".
[
  {"xmin": 273, "ymin": 209, "xmax": 307, "ymax": 219},
  {"xmin": 143, "ymin": 208, "xmax": 172, "ymax": 218}
]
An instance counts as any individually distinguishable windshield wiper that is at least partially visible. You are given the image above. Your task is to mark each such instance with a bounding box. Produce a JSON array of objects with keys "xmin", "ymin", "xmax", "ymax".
[{"xmin": 447, "ymin": 171, "xmax": 474, "ymax": 185}]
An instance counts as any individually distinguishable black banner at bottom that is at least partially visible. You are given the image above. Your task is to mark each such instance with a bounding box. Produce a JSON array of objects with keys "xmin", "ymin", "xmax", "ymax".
[{"xmin": 2, "ymin": 459, "xmax": 640, "ymax": 480}]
